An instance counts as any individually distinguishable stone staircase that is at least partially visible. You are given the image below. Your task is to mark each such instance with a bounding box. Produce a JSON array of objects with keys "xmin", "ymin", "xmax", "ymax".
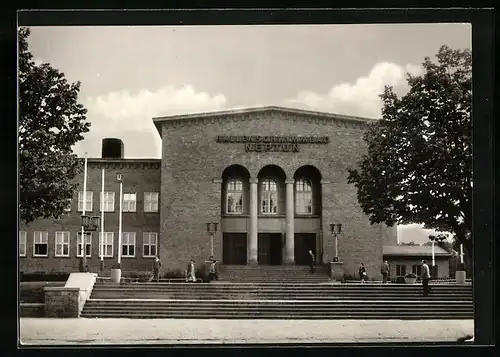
[
  {"xmin": 218, "ymin": 265, "xmax": 331, "ymax": 283},
  {"xmin": 81, "ymin": 281, "xmax": 473, "ymax": 319}
]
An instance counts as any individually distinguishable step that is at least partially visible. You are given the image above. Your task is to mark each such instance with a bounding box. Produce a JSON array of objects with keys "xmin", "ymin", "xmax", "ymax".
[{"xmin": 81, "ymin": 312, "xmax": 473, "ymax": 320}]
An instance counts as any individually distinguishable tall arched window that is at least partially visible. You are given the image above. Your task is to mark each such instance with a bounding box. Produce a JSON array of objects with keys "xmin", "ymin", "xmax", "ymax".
[
  {"xmin": 296, "ymin": 179, "xmax": 312, "ymax": 214},
  {"xmin": 261, "ymin": 179, "xmax": 278, "ymax": 214},
  {"xmin": 226, "ymin": 178, "xmax": 243, "ymax": 214}
]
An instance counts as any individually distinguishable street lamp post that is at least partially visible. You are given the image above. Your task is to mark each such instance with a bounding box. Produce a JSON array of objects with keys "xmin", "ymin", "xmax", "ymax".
[
  {"xmin": 329, "ymin": 223, "xmax": 343, "ymax": 262},
  {"xmin": 206, "ymin": 222, "xmax": 218, "ymax": 257}
]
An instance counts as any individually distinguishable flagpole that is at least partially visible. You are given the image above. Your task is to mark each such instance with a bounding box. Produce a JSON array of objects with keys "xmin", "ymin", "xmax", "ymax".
[
  {"xmin": 80, "ymin": 152, "xmax": 88, "ymax": 272},
  {"xmin": 100, "ymin": 168, "xmax": 105, "ymax": 271},
  {"xmin": 118, "ymin": 175, "xmax": 123, "ymax": 265}
]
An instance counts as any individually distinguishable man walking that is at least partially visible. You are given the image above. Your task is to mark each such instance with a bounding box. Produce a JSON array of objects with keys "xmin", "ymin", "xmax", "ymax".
[
  {"xmin": 308, "ymin": 250, "xmax": 316, "ymax": 273},
  {"xmin": 152, "ymin": 255, "xmax": 162, "ymax": 283},
  {"xmin": 421, "ymin": 260, "xmax": 431, "ymax": 296},
  {"xmin": 381, "ymin": 260, "xmax": 390, "ymax": 284}
]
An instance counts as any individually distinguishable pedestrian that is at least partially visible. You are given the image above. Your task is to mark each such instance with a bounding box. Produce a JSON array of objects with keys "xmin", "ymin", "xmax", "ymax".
[
  {"xmin": 421, "ymin": 260, "xmax": 431, "ymax": 296},
  {"xmin": 381, "ymin": 260, "xmax": 390, "ymax": 284},
  {"xmin": 358, "ymin": 263, "xmax": 367, "ymax": 283},
  {"xmin": 186, "ymin": 259, "xmax": 196, "ymax": 283},
  {"xmin": 308, "ymin": 250, "xmax": 315, "ymax": 273},
  {"xmin": 208, "ymin": 258, "xmax": 218, "ymax": 282},
  {"xmin": 152, "ymin": 255, "xmax": 162, "ymax": 282}
]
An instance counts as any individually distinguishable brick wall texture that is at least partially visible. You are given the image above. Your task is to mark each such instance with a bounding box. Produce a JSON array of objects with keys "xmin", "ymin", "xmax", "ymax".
[{"xmin": 20, "ymin": 107, "xmax": 400, "ymax": 279}]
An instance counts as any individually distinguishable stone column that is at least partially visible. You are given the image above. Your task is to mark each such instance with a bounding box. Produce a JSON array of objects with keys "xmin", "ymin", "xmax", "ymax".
[
  {"xmin": 284, "ymin": 179, "xmax": 295, "ymax": 264},
  {"xmin": 248, "ymin": 178, "xmax": 258, "ymax": 264}
]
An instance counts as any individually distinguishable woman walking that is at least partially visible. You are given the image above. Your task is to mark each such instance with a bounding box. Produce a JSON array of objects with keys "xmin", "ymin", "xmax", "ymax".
[
  {"xmin": 358, "ymin": 263, "xmax": 367, "ymax": 283},
  {"xmin": 186, "ymin": 259, "xmax": 196, "ymax": 283}
]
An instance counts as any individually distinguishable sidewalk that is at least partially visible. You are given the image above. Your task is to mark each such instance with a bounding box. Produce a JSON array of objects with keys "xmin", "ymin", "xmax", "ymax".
[{"xmin": 20, "ymin": 318, "xmax": 474, "ymax": 345}]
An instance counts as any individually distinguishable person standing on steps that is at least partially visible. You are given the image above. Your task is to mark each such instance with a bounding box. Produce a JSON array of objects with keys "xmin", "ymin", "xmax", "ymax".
[
  {"xmin": 359, "ymin": 263, "xmax": 367, "ymax": 283},
  {"xmin": 421, "ymin": 260, "xmax": 431, "ymax": 296},
  {"xmin": 152, "ymin": 255, "xmax": 162, "ymax": 283},
  {"xmin": 381, "ymin": 260, "xmax": 390, "ymax": 284},
  {"xmin": 186, "ymin": 259, "xmax": 196, "ymax": 283},
  {"xmin": 308, "ymin": 250, "xmax": 315, "ymax": 273},
  {"xmin": 208, "ymin": 257, "xmax": 218, "ymax": 282}
]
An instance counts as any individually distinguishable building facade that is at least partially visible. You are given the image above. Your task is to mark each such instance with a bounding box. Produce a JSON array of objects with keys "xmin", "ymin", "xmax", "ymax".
[{"xmin": 20, "ymin": 106, "xmax": 399, "ymax": 278}]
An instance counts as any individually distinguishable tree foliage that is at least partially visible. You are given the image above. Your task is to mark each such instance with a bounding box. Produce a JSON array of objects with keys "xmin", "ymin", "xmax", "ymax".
[
  {"xmin": 19, "ymin": 27, "xmax": 90, "ymax": 224},
  {"xmin": 347, "ymin": 45, "xmax": 472, "ymax": 258}
]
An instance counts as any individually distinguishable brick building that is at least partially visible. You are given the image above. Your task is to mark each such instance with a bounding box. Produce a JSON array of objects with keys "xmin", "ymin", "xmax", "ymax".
[{"xmin": 20, "ymin": 106, "xmax": 401, "ymax": 278}]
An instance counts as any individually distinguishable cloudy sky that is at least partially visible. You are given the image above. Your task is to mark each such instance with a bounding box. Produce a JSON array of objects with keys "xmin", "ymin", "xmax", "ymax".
[{"xmin": 26, "ymin": 24, "xmax": 471, "ymax": 243}]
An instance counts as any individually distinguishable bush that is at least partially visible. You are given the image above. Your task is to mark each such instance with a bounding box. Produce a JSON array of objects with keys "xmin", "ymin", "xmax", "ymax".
[
  {"xmin": 405, "ymin": 273, "xmax": 417, "ymax": 279},
  {"xmin": 111, "ymin": 263, "xmax": 121, "ymax": 269},
  {"xmin": 20, "ymin": 272, "xmax": 69, "ymax": 282},
  {"xmin": 123, "ymin": 271, "xmax": 153, "ymax": 282},
  {"xmin": 342, "ymin": 273, "xmax": 358, "ymax": 282},
  {"xmin": 20, "ymin": 281, "xmax": 65, "ymax": 303},
  {"xmin": 392, "ymin": 276, "xmax": 406, "ymax": 283}
]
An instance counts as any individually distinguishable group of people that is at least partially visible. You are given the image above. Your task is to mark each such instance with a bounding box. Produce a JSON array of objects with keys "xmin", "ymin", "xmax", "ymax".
[
  {"xmin": 358, "ymin": 259, "xmax": 432, "ymax": 296},
  {"xmin": 150, "ymin": 255, "xmax": 219, "ymax": 283}
]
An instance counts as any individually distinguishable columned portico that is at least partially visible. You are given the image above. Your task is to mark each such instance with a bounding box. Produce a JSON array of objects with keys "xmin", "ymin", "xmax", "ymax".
[
  {"xmin": 248, "ymin": 178, "xmax": 258, "ymax": 264},
  {"xmin": 284, "ymin": 179, "xmax": 295, "ymax": 264}
]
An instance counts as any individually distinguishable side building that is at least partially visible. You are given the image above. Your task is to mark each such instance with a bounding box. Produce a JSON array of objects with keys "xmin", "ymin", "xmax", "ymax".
[{"xmin": 19, "ymin": 149, "xmax": 161, "ymax": 274}]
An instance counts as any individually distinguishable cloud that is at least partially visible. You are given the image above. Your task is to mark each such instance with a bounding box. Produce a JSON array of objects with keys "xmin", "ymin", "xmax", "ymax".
[
  {"xmin": 73, "ymin": 85, "xmax": 227, "ymax": 158},
  {"xmin": 397, "ymin": 224, "xmax": 453, "ymax": 244},
  {"xmin": 285, "ymin": 62, "xmax": 424, "ymax": 118}
]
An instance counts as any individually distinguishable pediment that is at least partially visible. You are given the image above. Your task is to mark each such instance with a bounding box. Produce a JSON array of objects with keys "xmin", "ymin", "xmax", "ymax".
[{"xmin": 153, "ymin": 105, "xmax": 373, "ymax": 136}]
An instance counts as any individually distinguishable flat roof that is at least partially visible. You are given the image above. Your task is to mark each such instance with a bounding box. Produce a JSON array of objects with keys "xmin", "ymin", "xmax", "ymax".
[
  {"xmin": 78, "ymin": 158, "xmax": 161, "ymax": 164},
  {"xmin": 152, "ymin": 105, "xmax": 376, "ymax": 136},
  {"xmin": 383, "ymin": 245, "xmax": 452, "ymax": 257}
]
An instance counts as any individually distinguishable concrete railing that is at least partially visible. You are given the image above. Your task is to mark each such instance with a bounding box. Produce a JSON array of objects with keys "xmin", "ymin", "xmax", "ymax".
[{"xmin": 44, "ymin": 273, "xmax": 97, "ymax": 318}]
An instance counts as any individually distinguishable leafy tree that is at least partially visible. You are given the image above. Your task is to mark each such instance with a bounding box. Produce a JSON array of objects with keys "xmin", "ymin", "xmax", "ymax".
[
  {"xmin": 19, "ymin": 27, "xmax": 90, "ymax": 224},
  {"xmin": 348, "ymin": 45, "xmax": 472, "ymax": 259},
  {"xmin": 425, "ymin": 234, "xmax": 454, "ymax": 253}
]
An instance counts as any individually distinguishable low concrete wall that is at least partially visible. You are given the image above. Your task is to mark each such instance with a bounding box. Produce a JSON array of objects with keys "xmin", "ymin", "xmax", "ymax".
[
  {"xmin": 44, "ymin": 273, "xmax": 98, "ymax": 318},
  {"xmin": 20, "ymin": 303, "xmax": 45, "ymax": 317},
  {"xmin": 329, "ymin": 262, "xmax": 344, "ymax": 281}
]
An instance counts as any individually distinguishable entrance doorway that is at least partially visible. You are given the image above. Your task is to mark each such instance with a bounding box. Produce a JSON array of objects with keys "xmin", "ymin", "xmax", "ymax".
[
  {"xmin": 294, "ymin": 233, "xmax": 317, "ymax": 265},
  {"xmin": 258, "ymin": 233, "xmax": 282, "ymax": 265},
  {"xmin": 223, "ymin": 233, "xmax": 247, "ymax": 265}
]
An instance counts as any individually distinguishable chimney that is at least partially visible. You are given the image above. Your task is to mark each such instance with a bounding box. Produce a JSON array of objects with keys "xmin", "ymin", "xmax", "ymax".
[{"xmin": 101, "ymin": 138, "xmax": 124, "ymax": 159}]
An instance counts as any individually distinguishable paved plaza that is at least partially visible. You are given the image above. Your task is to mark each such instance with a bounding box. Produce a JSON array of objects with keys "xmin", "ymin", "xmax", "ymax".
[{"xmin": 20, "ymin": 318, "xmax": 474, "ymax": 345}]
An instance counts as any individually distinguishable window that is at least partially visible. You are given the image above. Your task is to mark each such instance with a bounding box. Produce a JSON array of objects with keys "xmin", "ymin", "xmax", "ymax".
[
  {"xmin": 64, "ymin": 199, "xmax": 72, "ymax": 212},
  {"xmin": 78, "ymin": 191, "xmax": 93, "ymax": 212},
  {"xmin": 33, "ymin": 231, "xmax": 48, "ymax": 257},
  {"xmin": 144, "ymin": 192, "xmax": 159, "ymax": 212},
  {"xmin": 412, "ymin": 264, "xmax": 422, "ymax": 276},
  {"xmin": 143, "ymin": 232, "xmax": 158, "ymax": 257},
  {"xmin": 122, "ymin": 232, "xmax": 136, "ymax": 257},
  {"xmin": 19, "ymin": 231, "xmax": 26, "ymax": 257},
  {"xmin": 100, "ymin": 191, "xmax": 115, "ymax": 212},
  {"xmin": 123, "ymin": 193, "xmax": 137, "ymax": 212},
  {"xmin": 261, "ymin": 179, "xmax": 278, "ymax": 214},
  {"xmin": 55, "ymin": 231, "xmax": 70, "ymax": 257},
  {"xmin": 396, "ymin": 264, "xmax": 406, "ymax": 277},
  {"xmin": 77, "ymin": 232, "xmax": 92, "ymax": 257},
  {"xmin": 99, "ymin": 232, "xmax": 114, "ymax": 257},
  {"xmin": 295, "ymin": 179, "xmax": 312, "ymax": 214},
  {"xmin": 226, "ymin": 179, "xmax": 243, "ymax": 214}
]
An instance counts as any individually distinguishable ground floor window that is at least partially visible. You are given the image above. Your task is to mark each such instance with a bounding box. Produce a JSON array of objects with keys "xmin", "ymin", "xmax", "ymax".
[
  {"xmin": 143, "ymin": 232, "xmax": 157, "ymax": 257},
  {"xmin": 55, "ymin": 231, "xmax": 70, "ymax": 257},
  {"xmin": 77, "ymin": 232, "xmax": 92, "ymax": 257},
  {"xmin": 412, "ymin": 264, "xmax": 422, "ymax": 277},
  {"xmin": 19, "ymin": 231, "xmax": 26, "ymax": 257},
  {"xmin": 122, "ymin": 232, "xmax": 136, "ymax": 257},
  {"xmin": 33, "ymin": 231, "xmax": 48, "ymax": 257},
  {"xmin": 99, "ymin": 232, "xmax": 114, "ymax": 257},
  {"xmin": 396, "ymin": 264, "xmax": 406, "ymax": 276}
]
